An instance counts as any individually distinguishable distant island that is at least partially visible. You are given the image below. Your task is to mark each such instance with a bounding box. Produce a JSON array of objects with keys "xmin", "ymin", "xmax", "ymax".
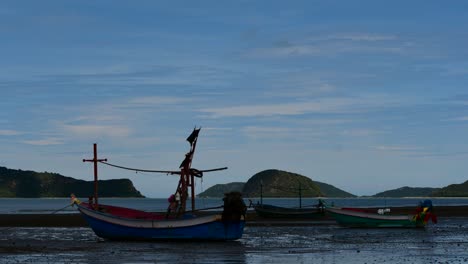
[
  {"xmin": 372, "ymin": 186, "xmax": 440, "ymax": 197},
  {"xmin": 432, "ymin": 180, "xmax": 468, "ymax": 197},
  {"xmin": 198, "ymin": 169, "xmax": 356, "ymax": 198},
  {"xmin": 198, "ymin": 169, "xmax": 468, "ymax": 198},
  {"xmin": 2, "ymin": 165, "xmax": 467, "ymax": 198},
  {"xmin": 0, "ymin": 166, "xmax": 144, "ymax": 198}
]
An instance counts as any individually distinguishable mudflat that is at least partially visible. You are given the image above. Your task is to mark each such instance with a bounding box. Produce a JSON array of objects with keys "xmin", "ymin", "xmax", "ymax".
[{"xmin": 1, "ymin": 217, "xmax": 467, "ymax": 263}]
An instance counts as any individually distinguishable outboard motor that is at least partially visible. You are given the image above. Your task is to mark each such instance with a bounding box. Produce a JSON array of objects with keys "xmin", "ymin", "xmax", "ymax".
[{"xmin": 222, "ymin": 191, "xmax": 247, "ymax": 222}]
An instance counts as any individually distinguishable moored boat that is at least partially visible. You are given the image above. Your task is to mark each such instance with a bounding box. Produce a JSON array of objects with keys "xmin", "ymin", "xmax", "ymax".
[
  {"xmin": 74, "ymin": 193, "xmax": 245, "ymax": 240},
  {"xmin": 326, "ymin": 200, "xmax": 437, "ymax": 228},
  {"xmin": 254, "ymin": 203, "xmax": 325, "ymax": 219},
  {"xmin": 73, "ymin": 128, "xmax": 246, "ymax": 241}
]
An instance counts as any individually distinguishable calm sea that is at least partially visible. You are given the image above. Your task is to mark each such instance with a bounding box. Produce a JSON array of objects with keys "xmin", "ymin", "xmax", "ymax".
[{"xmin": 1, "ymin": 197, "xmax": 468, "ymax": 214}]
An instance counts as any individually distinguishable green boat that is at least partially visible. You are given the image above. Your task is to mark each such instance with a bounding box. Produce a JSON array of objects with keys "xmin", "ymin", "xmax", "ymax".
[{"xmin": 326, "ymin": 200, "xmax": 436, "ymax": 228}]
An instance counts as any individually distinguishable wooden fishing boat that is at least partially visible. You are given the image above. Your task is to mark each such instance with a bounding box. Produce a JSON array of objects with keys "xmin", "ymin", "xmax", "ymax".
[
  {"xmin": 73, "ymin": 128, "xmax": 246, "ymax": 241},
  {"xmin": 253, "ymin": 203, "xmax": 325, "ymax": 219},
  {"xmin": 251, "ymin": 181, "xmax": 325, "ymax": 219},
  {"xmin": 74, "ymin": 194, "xmax": 245, "ymax": 240},
  {"xmin": 326, "ymin": 200, "xmax": 436, "ymax": 228}
]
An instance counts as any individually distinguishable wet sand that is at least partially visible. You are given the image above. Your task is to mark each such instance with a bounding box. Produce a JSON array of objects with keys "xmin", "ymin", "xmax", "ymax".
[
  {"xmin": 1, "ymin": 217, "xmax": 468, "ymax": 263},
  {"xmin": 1, "ymin": 206, "xmax": 468, "ymax": 263}
]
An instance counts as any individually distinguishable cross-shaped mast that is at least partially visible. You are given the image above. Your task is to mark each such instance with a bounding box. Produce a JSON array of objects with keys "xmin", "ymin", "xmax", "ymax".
[{"xmin": 83, "ymin": 143, "xmax": 107, "ymax": 208}]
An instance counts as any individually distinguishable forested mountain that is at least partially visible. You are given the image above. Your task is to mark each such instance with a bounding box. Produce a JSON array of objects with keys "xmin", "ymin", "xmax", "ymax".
[
  {"xmin": 372, "ymin": 186, "xmax": 439, "ymax": 197},
  {"xmin": 431, "ymin": 180, "xmax": 468, "ymax": 197},
  {"xmin": 0, "ymin": 166, "xmax": 144, "ymax": 198},
  {"xmin": 197, "ymin": 169, "xmax": 355, "ymax": 198}
]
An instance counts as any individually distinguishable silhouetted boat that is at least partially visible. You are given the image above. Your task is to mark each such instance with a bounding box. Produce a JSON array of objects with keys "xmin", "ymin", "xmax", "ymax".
[
  {"xmin": 73, "ymin": 128, "xmax": 246, "ymax": 240},
  {"xmin": 254, "ymin": 203, "xmax": 325, "ymax": 219}
]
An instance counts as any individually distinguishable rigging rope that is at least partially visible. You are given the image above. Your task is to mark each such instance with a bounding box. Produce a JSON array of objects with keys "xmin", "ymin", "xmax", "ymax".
[
  {"xmin": 99, "ymin": 161, "xmax": 179, "ymax": 174},
  {"xmin": 98, "ymin": 161, "xmax": 228, "ymax": 176}
]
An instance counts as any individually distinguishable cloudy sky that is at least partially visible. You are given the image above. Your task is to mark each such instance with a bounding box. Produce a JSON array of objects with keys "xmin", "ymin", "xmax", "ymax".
[{"xmin": 1, "ymin": 1, "xmax": 468, "ymax": 198}]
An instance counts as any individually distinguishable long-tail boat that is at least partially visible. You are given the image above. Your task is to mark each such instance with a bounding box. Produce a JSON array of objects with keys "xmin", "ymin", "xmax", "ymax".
[
  {"xmin": 72, "ymin": 128, "xmax": 246, "ymax": 240},
  {"xmin": 252, "ymin": 182, "xmax": 325, "ymax": 219},
  {"xmin": 253, "ymin": 203, "xmax": 325, "ymax": 219},
  {"xmin": 326, "ymin": 200, "xmax": 437, "ymax": 228}
]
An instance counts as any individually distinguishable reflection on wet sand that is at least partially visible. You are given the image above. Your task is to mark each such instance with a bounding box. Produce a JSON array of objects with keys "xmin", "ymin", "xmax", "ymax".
[{"xmin": 1, "ymin": 218, "xmax": 468, "ymax": 263}]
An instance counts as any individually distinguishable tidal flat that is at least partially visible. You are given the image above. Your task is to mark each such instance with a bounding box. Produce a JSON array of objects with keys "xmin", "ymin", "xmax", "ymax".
[{"xmin": 1, "ymin": 218, "xmax": 468, "ymax": 264}]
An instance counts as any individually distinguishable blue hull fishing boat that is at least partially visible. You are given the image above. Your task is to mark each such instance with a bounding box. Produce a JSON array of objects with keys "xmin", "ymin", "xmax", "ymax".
[
  {"xmin": 74, "ymin": 128, "xmax": 246, "ymax": 241},
  {"xmin": 76, "ymin": 200, "xmax": 245, "ymax": 240}
]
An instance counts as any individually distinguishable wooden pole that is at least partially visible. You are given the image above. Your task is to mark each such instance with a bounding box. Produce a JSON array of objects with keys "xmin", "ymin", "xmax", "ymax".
[
  {"xmin": 83, "ymin": 143, "xmax": 107, "ymax": 209},
  {"xmin": 260, "ymin": 182, "xmax": 263, "ymax": 205},
  {"xmin": 299, "ymin": 182, "xmax": 302, "ymax": 208}
]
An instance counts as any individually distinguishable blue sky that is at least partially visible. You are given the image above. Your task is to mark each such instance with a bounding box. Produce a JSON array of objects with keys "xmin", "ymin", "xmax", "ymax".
[{"xmin": 1, "ymin": 1, "xmax": 468, "ymax": 198}]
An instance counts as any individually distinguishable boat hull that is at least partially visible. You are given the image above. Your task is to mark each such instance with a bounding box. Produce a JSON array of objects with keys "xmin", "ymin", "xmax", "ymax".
[
  {"xmin": 254, "ymin": 204, "xmax": 324, "ymax": 219},
  {"xmin": 326, "ymin": 207, "xmax": 424, "ymax": 228},
  {"xmin": 78, "ymin": 204, "xmax": 245, "ymax": 241}
]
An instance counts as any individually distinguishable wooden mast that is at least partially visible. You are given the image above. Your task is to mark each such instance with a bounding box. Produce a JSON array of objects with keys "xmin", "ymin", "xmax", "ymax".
[
  {"xmin": 83, "ymin": 143, "xmax": 107, "ymax": 209},
  {"xmin": 176, "ymin": 128, "xmax": 200, "ymax": 214}
]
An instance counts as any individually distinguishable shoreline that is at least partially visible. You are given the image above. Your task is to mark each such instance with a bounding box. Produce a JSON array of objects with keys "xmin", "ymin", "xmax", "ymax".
[{"xmin": 1, "ymin": 205, "xmax": 468, "ymax": 227}]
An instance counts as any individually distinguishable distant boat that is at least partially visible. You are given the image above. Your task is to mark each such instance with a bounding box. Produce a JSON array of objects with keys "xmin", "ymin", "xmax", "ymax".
[
  {"xmin": 326, "ymin": 200, "xmax": 437, "ymax": 228},
  {"xmin": 254, "ymin": 203, "xmax": 325, "ymax": 219},
  {"xmin": 251, "ymin": 182, "xmax": 325, "ymax": 219},
  {"xmin": 74, "ymin": 128, "xmax": 246, "ymax": 241}
]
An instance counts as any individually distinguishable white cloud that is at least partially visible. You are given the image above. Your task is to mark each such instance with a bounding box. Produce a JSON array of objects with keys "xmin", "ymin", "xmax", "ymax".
[
  {"xmin": 374, "ymin": 145, "xmax": 423, "ymax": 152},
  {"xmin": 202, "ymin": 127, "xmax": 233, "ymax": 131},
  {"xmin": 249, "ymin": 33, "xmax": 402, "ymax": 58},
  {"xmin": 62, "ymin": 124, "xmax": 131, "ymax": 138},
  {"xmin": 22, "ymin": 138, "xmax": 64, "ymax": 146},
  {"xmin": 242, "ymin": 126, "xmax": 290, "ymax": 134},
  {"xmin": 241, "ymin": 126, "xmax": 295, "ymax": 140},
  {"xmin": 341, "ymin": 129, "xmax": 383, "ymax": 137},
  {"xmin": 199, "ymin": 95, "xmax": 400, "ymax": 118},
  {"xmin": 0, "ymin": 129, "xmax": 22, "ymax": 136},
  {"xmin": 128, "ymin": 96, "xmax": 193, "ymax": 106},
  {"xmin": 448, "ymin": 116, "xmax": 468, "ymax": 121},
  {"xmin": 373, "ymin": 145, "xmax": 440, "ymax": 158},
  {"xmin": 200, "ymin": 99, "xmax": 349, "ymax": 118},
  {"xmin": 324, "ymin": 33, "xmax": 397, "ymax": 42}
]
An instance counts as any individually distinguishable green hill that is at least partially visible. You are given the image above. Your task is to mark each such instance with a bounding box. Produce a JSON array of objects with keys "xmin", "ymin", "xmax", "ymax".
[
  {"xmin": 431, "ymin": 180, "xmax": 468, "ymax": 197},
  {"xmin": 198, "ymin": 170, "xmax": 355, "ymax": 198},
  {"xmin": 0, "ymin": 166, "xmax": 144, "ymax": 198},
  {"xmin": 242, "ymin": 169, "xmax": 323, "ymax": 197},
  {"xmin": 197, "ymin": 182, "xmax": 245, "ymax": 197},
  {"xmin": 314, "ymin": 181, "xmax": 356, "ymax": 197},
  {"xmin": 372, "ymin": 186, "xmax": 439, "ymax": 197}
]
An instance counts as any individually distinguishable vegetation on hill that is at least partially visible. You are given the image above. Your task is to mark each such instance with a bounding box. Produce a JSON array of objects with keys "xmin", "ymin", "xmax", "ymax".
[
  {"xmin": 197, "ymin": 170, "xmax": 356, "ymax": 198},
  {"xmin": 372, "ymin": 186, "xmax": 439, "ymax": 197},
  {"xmin": 0, "ymin": 166, "xmax": 144, "ymax": 198},
  {"xmin": 242, "ymin": 169, "xmax": 323, "ymax": 197},
  {"xmin": 197, "ymin": 182, "xmax": 244, "ymax": 197},
  {"xmin": 431, "ymin": 180, "xmax": 468, "ymax": 197},
  {"xmin": 314, "ymin": 181, "xmax": 356, "ymax": 197},
  {"xmin": 373, "ymin": 186, "xmax": 439, "ymax": 198}
]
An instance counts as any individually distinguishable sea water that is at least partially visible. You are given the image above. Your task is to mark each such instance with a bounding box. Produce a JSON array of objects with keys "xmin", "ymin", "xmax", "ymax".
[{"xmin": 0, "ymin": 197, "xmax": 468, "ymax": 214}]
